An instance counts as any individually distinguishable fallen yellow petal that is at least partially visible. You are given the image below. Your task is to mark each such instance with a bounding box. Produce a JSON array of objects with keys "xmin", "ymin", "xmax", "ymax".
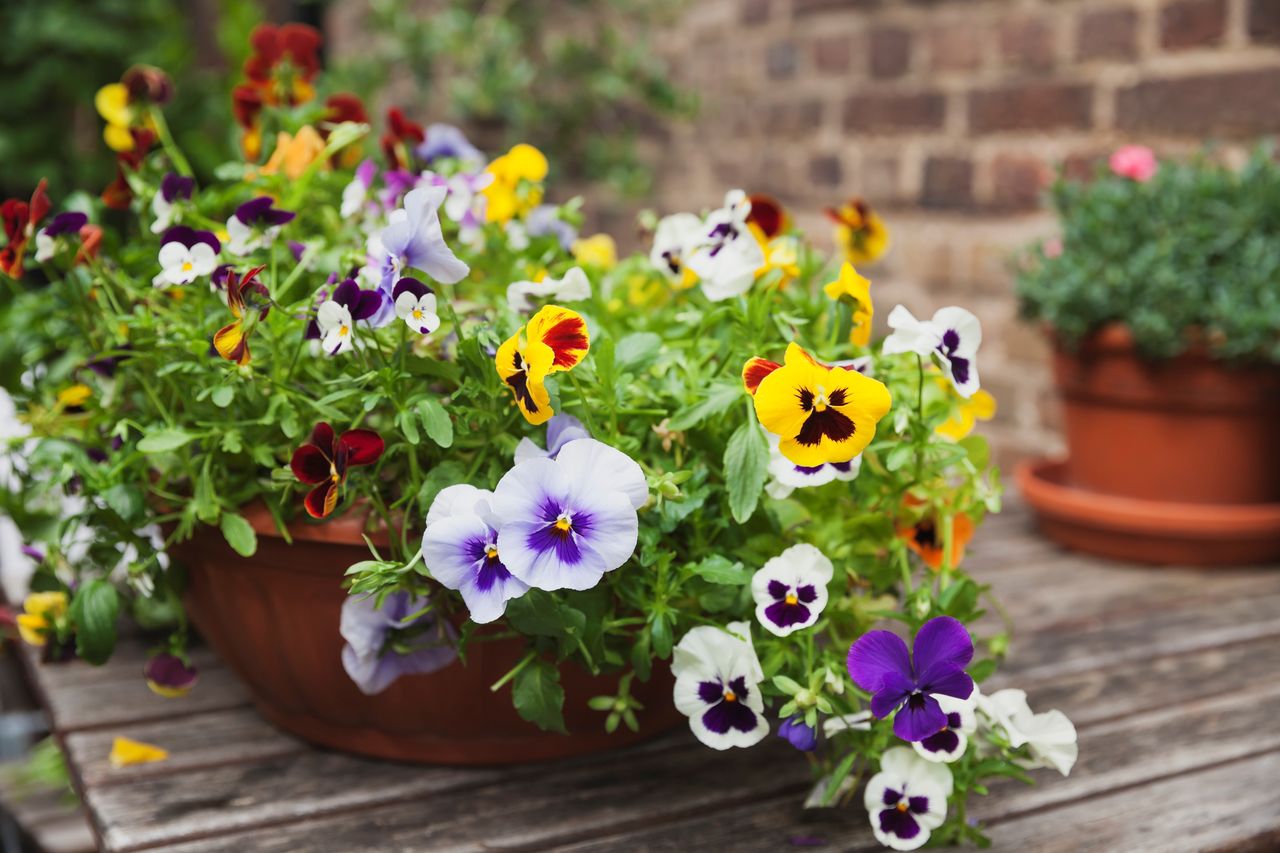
[{"xmin": 109, "ymin": 736, "xmax": 169, "ymax": 768}]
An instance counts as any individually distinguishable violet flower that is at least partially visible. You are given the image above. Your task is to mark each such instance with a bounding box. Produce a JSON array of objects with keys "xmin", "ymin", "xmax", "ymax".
[
  {"xmin": 512, "ymin": 413, "xmax": 590, "ymax": 465},
  {"xmin": 415, "ymin": 123, "xmax": 484, "ymax": 165},
  {"xmin": 226, "ymin": 196, "xmax": 295, "ymax": 255},
  {"xmin": 778, "ymin": 716, "xmax": 818, "ymax": 751},
  {"xmin": 151, "ymin": 173, "xmax": 195, "ymax": 234},
  {"xmin": 375, "ymin": 185, "xmax": 469, "ymax": 289},
  {"xmin": 847, "ymin": 616, "xmax": 974, "ymax": 742},
  {"xmin": 340, "ymin": 591, "xmax": 457, "ymax": 695}
]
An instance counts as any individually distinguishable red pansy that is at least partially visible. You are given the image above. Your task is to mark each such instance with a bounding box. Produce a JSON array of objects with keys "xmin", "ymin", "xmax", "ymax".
[
  {"xmin": 290, "ymin": 422, "xmax": 384, "ymax": 519},
  {"xmin": 0, "ymin": 180, "xmax": 51, "ymax": 279}
]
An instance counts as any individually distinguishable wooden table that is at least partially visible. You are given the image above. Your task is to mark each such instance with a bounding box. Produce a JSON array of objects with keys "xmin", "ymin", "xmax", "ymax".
[{"xmin": 19, "ymin": 501, "xmax": 1280, "ymax": 852}]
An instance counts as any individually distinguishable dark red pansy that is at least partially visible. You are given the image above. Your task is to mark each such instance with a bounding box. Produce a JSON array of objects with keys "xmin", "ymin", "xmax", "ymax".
[
  {"xmin": 0, "ymin": 179, "xmax": 50, "ymax": 279},
  {"xmin": 324, "ymin": 93, "xmax": 369, "ymax": 126},
  {"xmin": 381, "ymin": 107, "xmax": 425, "ymax": 169},
  {"xmin": 290, "ymin": 422, "xmax": 384, "ymax": 519},
  {"xmin": 746, "ymin": 194, "xmax": 787, "ymax": 239}
]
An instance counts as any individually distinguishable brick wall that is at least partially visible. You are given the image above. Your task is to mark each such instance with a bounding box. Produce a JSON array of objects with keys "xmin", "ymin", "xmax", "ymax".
[{"xmin": 630, "ymin": 0, "xmax": 1280, "ymax": 464}]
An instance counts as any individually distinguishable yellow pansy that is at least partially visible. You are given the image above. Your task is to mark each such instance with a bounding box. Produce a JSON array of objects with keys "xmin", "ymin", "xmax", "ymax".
[
  {"xmin": 495, "ymin": 305, "xmax": 589, "ymax": 425},
  {"xmin": 936, "ymin": 385, "xmax": 997, "ymax": 441},
  {"xmin": 572, "ymin": 234, "xmax": 617, "ymax": 270},
  {"xmin": 743, "ymin": 342, "xmax": 892, "ymax": 467},
  {"xmin": 95, "ymin": 84, "xmax": 136, "ymax": 152},
  {"xmin": 259, "ymin": 126, "xmax": 327, "ymax": 180},
  {"xmin": 57, "ymin": 384, "xmax": 92, "ymax": 408},
  {"xmin": 108, "ymin": 737, "xmax": 169, "ymax": 768},
  {"xmin": 483, "ymin": 144, "xmax": 549, "ymax": 223},
  {"xmin": 16, "ymin": 591, "xmax": 68, "ymax": 647},
  {"xmin": 823, "ymin": 263, "xmax": 874, "ymax": 347},
  {"xmin": 751, "ymin": 226, "xmax": 801, "ymax": 286},
  {"xmin": 826, "ymin": 198, "xmax": 890, "ymax": 267}
]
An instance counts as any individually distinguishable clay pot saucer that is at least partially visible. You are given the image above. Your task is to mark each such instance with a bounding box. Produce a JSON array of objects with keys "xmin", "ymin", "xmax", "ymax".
[{"xmin": 1016, "ymin": 458, "xmax": 1280, "ymax": 567}]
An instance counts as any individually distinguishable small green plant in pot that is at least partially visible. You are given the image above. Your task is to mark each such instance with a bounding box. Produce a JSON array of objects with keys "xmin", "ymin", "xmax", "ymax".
[{"xmin": 1015, "ymin": 145, "xmax": 1280, "ymax": 565}]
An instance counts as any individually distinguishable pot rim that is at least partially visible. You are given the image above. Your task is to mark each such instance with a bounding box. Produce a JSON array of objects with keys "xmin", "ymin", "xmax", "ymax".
[{"xmin": 239, "ymin": 499, "xmax": 392, "ymax": 547}]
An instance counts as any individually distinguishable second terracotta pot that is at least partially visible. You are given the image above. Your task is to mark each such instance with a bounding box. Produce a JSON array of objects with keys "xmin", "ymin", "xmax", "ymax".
[
  {"xmin": 174, "ymin": 504, "xmax": 683, "ymax": 765},
  {"xmin": 1052, "ymin": 325, "xmax": 1280, "ymax": 505}
]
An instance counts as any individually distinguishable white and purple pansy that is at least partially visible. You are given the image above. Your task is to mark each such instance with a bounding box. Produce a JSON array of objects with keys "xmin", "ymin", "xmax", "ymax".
[
  {"xmin": 416, "ymin": 123, "xmax": 485, "ymax": 166},
  {"xmin": 490, "ymin": 438, "xmax": 647, "ymax": 592},
  {"xmin": 672, "ymin": 621, "xmax": 769, "ymax": 750},
  {"xmin": 156, "ymin": 226, "xmax": 221, "ymax": 286},
  {"xmin": 882, "ymin": 305, "xmax": 982, "ymax": 398},
  {"xmin": 505, "ymin": 267, "xmax": 592, "ymax": 313},
  {"xmin": 339, "ymin": 591, "xmax": 457, "ymax": 695},
  {"xmin": 377, "ymin": 185, "xmax": 469, "ymax": 288},
  {"xmin": 764, "ymin": 434, "xmax": 861, "ymax": 500},
  {"xmin": 439, "ymin": 170, "xmax": 492, "ymax": 245},
  {"xmin": 226, "ymin": 196, "xmax": 295, "ymax": 255},
  {"xmin": 315, "ymin": 278, "xmax": 385, "ymax": 356},
  {"xmin": 151, "ymin": 172, "xmax": 195, "ymax": 234},
  {"xmin": 650, "ymin": 211, "xmax": 704, "ymax": 285},
  {"xmin": 513, "ymin": 413, "xmax": 590, "ymax": 465},
  {"xmin": 35, "ymin": 212, "xmax": 89, "ymax": 263},
  {"xmin": 340, "ymin": 159, "xmax": 378, "ymax": 219},
  {"xmin": 847, "ymin": 616, "xmax": 975, "ymax": 742},
  {"xmin": 912, "ymin": 691, "xmax": 977, "ymax": 763},
  {"xmin": 685, "ymin": 189, "xmax": 766, "ymax": 301},
  {"xmin": 391, "ymin": 277, "xmax": 441, "ymax": 336},
  {"xmin": 421, "ymin": 484, "xmax": 530, "ymax": 625},
  {"xmin": 751, "ymin": 543, "xmax": 834, "ymax": 637},
  {"xmin": 864, "ymin": 747, "xmax": 954, "ymax": 851}
]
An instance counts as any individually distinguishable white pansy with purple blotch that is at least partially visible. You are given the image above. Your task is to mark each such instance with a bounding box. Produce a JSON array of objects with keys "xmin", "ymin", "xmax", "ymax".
[
  {"xmin": 751, "ymin": 543, "xmax": 834, "ymax": 637},
  {"xmin": 340, "ymin": 159, "xmax": 378, "ymax": 219},
  {"xmin": 865, "ymin": 747, "xmax": 954, "ymax": 851},
  {"xmin": 672, "ymin": 621, "xmax": 769, "ymax": 750},
  {"xmin": 339, "ymin": 591, "xmax": 457, "ymax": 695},
  {"xmin": 882, "ymin": 305, "xmax": 982, "ymax": 398},
  {"xmin": 650, "ymin": 211, "xmax": 704, "ymax": 283},
  {"xmin": 912, "ymin": 690, "xmax": 976, "ymax": 763},
  {"xmin": 421, "ymin": 484, "xmax": 529, "ymax": 624},
  {"xmin": 491, "ymin": 438, "xmax": 647, "ymax": 592},
  {"xmin": 764, "ymin": 433, "xmax": 861, "ymax": 500},
  {"xmin": 976, "ymin": 688, "xmax": 1077, "ymax": 776},
  {"xmin": 513, "ymin": 414, "xmax": 590, "ymax": 465},
  {"xmin": 685, "ymin": 189, "xmax": 765, "ymax": 301}
]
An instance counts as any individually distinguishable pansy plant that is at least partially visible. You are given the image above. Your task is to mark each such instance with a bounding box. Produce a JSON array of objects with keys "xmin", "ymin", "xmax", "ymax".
[
  {"xmin": 391, "ymin": 277, "xmax": 441, "ymax": 337},
  {"xmin": 157, "ymin": 226, "xmax": 221, "ymax": 286},
  {"xmin": 226, "ymin": 196, "xmax": 295, "ymax": 256},
  {"xmin": 316, "ymin": 278, "xmax": 385, "ymax": 356},
  {"xmin": 751, "ymin": 543, "xmax": 834, "ymax": 637}
]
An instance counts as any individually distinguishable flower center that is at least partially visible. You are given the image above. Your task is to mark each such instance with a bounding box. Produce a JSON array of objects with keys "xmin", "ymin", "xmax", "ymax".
[
  {"xmin": 784, "ymin": 592, "xmax": 798, "ymax": 605},
  {"xmin": 181, "ymin": 261, "xmax": 193, "ymax": 272},
  {"xmin": 339, "ymin": 325, "xmax": 350, "ymax": 337},
  {"xmin": 895, "ymin": 800, "xmax": 909, "ymax": 813},
  {"xmin": 812, "ymin": 385, "xmax": 830, "ymax": 412},
  {"xmin": 412, "ymin": 309, "xmax": 423, "ymax": 320},
  {"xmin": 722, "ymin": 689, "xmax": 737, "ymax": 703},
  {"xmin": 554, "ymin": 512, "xmax": 573, "ymax": 533},
  {"xmin": 485, "ymin": 545, "xmax": 499, "ymax": 559}
]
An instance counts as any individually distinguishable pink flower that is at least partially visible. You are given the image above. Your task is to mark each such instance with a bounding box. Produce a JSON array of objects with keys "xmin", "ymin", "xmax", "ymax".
[
  {"xmin": 1043, "ymin": 237, "xmax": 1063, "ymax": 259},
  {"xmin": 1109, "ymin": 145, "xmax": 1157, "ymax": 182}
]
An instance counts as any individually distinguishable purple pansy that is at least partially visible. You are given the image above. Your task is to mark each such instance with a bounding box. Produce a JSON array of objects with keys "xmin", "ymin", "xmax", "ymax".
[
  {"xmin": 864, "ymin": 747, "xmax": 953, "ymax": 851},
  {"xmin": 20, "ymin": 545, "xmax": 45, "ymax": 562},
  {"xmin": 339, "ymin": 591, "xmax": 457, "ymax": 695},
  {"xmin": 750, "ymin": 543, "xmax": 833, "ymax": 637},
  {"xmin": 778, "ymin": 716, "xmax": 818, "ymax": 751},
  {"xmin": 672, "ymin": 621, "xmax": 769, "ymax": 750},
  {"xmin": 341, "ymin": 159, "xmax": 378, "ymax": 219},
  {"xmin": 315, "ymin": 278, "xmax": 385, "ymax": 356},
  {"xmin": 415, "ymin": 123, "xmax": 484, "ymax": 165},
  {"xmin": 912, "ymin": 692, "xmax": 976, "ymax": 764},
  {"xmin": 226, "ymin": 196, "xmax": 295, "ymax": 255},
  {"xmin": 847, "ymin": 616, "xmax": 975, "ymax": 742},
  {"xmin": 156, "ymin": 226, "xmax": 221, "ymax": 286},
  {"xmin": 391, "ymin": 277, "xmax": 440, "ymax": 336},
  {"xmin": 377, "ymin": 168, "xmax": 421, "ymax": 211},
  {"xmin": 490, "ymin": 438, "xmax": 647, "ymax": 592},
  {"xmin": 34, "ymin": 212, "xmax": 89, "ymax": 262},
  {"xmin": 513, "ymin": 414, "xmax": 590, "ymax": 465},
  {"xmin": 151, "ymin": 173, "xmax": 195, "ymax": 233},
  {"xmin": 144, "ymin": 653, "xmax": 199, "ymax": 697},
  {"xmin": 374, "ymin": 185, "xmax": 469, "ymax": 290},
  {"xmin": 420, "ymin": 484, "xmax": 530, "ymax": 624}
]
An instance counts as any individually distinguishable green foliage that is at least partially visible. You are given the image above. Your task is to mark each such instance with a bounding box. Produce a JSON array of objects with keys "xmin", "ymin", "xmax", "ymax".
[
  {"xmin": 1017, "ymin": 146, "xmax": 1280, "ymax": 364},
  {"xmin": 69, "ymin": 579, "xmax": 119, "ymax": 665}
]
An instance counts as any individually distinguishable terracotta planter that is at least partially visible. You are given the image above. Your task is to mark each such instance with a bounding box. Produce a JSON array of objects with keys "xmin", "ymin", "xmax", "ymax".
[
  {"xmin": 1052, "ymin": 324, "xmax": 1280, "ymax": 505},
  {"xmin": 173, "ymin": 504, "xmax": 683, "ymax": 765}
]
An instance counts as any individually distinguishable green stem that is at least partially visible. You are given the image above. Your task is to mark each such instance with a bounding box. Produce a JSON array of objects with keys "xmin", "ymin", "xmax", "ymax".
[
  {"xmin": 489, "ymin": 650, "xmax": 537, "ymax": 692},
  {"xmin": 148, "ymin": 107, "xmax": 193, "ymax": 178}
]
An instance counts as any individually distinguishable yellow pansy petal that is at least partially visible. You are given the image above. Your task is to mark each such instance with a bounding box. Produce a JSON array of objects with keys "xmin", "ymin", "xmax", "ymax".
[
  {"xmin": 24, "ymin": 591, "xmax": 68, "ymax": 619},
  {"xmin": 970, "ymin": 389, "xmax": 997, "ymax": 419},
  {"xmin": 104, "ymin": 123, "xmax": 136, "ymax": 153},
  {"xmin": 495, "ymin": 329, "xmax": 555, "ymax": 425},
  {"xmin": 108, "ymin": 737, "xmax": 169, "ymax": 768},
  {"xmin": 936, "ymin": 409, "xmax": 975, "ymax": 441},
  {"xmin": 16, "ymin": 614, "xmax": 48, "ymax": 647},
  {"xmin": 506, "ymin": 144, "xmax": 548, "ymax": 182},
  {"xmin": 525, "ymin": 305, "xmax": 589, "ymax": 373},
  {"xmin": 57, "ymin": 384, "xmax": 93, "ymax": 408},
  {"xmin": 95, "ymin": 84, "xmax": 131, "ymax": 125},
  {"xmin": 572, "ymin": 234, "xmax": 617, "ymax": 269}
]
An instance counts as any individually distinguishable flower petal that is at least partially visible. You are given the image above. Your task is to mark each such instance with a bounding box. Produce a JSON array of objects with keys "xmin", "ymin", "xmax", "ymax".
[
  {"xmin": 304, "ymin": 480, "xmax": 340, "ymax": 519},
  {"xmin": 526, "ymin": 305, "xmax": 589, "ymax": 371},
  {"xmin": 339, "ymin": 429, "xmax": 384, "ymax": 466},
  {"xmin": 848, "ymin": 629, "xmax": 912, "ymax": 693},
  {"xmin": 290, "ymin": 443, "xmax": 331, "ymax": 484},
  {"xmin": 912, "ymin": 616, "xmax": 974, "ymax": 674},
  {"xmin": 554, "ymin": 438, "xmax": 648, "ymax": 510},
  {"xmin": 893, "ymin": 693, "xmax": 948, "ymax": 742}
]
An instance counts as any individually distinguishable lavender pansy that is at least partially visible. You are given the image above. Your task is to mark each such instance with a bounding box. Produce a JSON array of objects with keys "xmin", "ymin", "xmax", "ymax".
[
  {"xmin": 491, "ymin": 438, "xmax": 647, "ymax": 591},
  {"xmin": 778, "ymin": 716, "xmax": 818, "ymax": 751},
  {"xmin": 506, "ymin": 267, "xmax": 591, "ymax": 313},
  {"xmin": 751, "ymin": 543, "xmax": 833, "ymax": 637},
  {"xmin": 226, "ymin": 196, "xmax": 295, "ymax": 255},
  {"xmin": 340, "ymin": 591, "xmax": 457, "ymax": 695},
  {"xmin": 912, "ymin": 691, "xmax": 977, "ymax": 764},
  {"xmin": 440, "ymin": 170, "xmax": 493, "ymax": 245},
  {"xmin": 35, "ymin": 212, "xmax": 89, "ymax": 262},
  {"xmin": 151, "ymin": 173, "xmax": 195, "ymax": 234},
  {"xmin": 416, "ymin": 123, "xmax": 484, "ymax": 165},
  {"xmin": 764, "ymin": 434, "xmax": 861, "ymax": 500},
  {"xmin": 864, "ymin": 747, "xmax": 954, "ymax": 851},
  {"xmin": 377, "ymin": 185, "xmax": 469, "ymax": 287},
  {"xmin": 513, "ymin": 413, "xmax": 590, "ymax": 465},
  {"xmin": 391, "ymin": 277, "xmax": 440, "ymax": 336},
  {"xmin": 525, "ymin": 204, "xmax": 579, "ymax": 252},
  {"xmin": 672, "ymin": 621, "xmax": 769, "ymax": 750},
  {"xmin": 156, "ymin": 226, "xmax": 221, "ymax": 286},
  {"xmin": 421, "ymin": 484, "xmax": 530, "ymax": 624},
  {"xmin": 315, "ymin": 278, "xmax": 384, "ymax": 356},
  {"xmin": 686, "ymin": 189, "xmax": 765, "ymax": 301},
  {"xmin": 847, "ymin": 616, "xmax": 975, "ymax": 742}
]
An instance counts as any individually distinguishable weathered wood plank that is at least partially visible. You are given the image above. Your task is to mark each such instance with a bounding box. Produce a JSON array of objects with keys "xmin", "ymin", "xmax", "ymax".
[{"xmin": 38, "ymin": 664, "xmax": 251, "ymax": 734}]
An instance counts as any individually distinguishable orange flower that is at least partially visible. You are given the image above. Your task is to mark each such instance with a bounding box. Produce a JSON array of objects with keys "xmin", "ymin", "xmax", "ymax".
[
  {"xmin": 897, "ymin": 499, "xmax": 974, "ymax": 570},
  {"xmin": 260, "ymin": 126, "xmax": 327, "ymax": 180}
]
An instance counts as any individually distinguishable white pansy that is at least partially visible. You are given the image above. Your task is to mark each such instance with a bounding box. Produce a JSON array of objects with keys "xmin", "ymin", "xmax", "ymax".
[
  {"xmin": 672, "ymin": 621, "xmax": 769, "ymax": 750},
  {"xmin": 650, "ymin": 212, "xmax": 705, "ymax": 284},
  {"xmin": 912, "ymin": 691, "xmax": 977, "ymax": 764},
  {"xmin": 750, "ymin": 543, "xmax": 834, "ymax": 637},
  {"xmin": 686, "ymin": 189, "xmax": 765, "ymax": 301},
  {"xmin": 976, "ymin": 688, "xmax": 1078, "ymax": 776},
  {"xmin": 316, "ymin": 300, "xmax": 356, "ymax": 356},
  {"xmin": 157, "ymin": 242, "xmax": 217, "ymax": 286},
  {"xmin": 864, "ymin": 747, "xmax": 954, "ymax": 851},
  {"xmin": 506, "ymin": 267, "xmax": 592, "ymax": 312}
]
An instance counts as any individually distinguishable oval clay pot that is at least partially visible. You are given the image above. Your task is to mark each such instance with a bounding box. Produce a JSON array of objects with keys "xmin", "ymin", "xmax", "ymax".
[
  {"xmin": 174, "ymin": 504, "xmax": 683, "ymax": 765},
  {"xmin": 1052, "ymin": 325, "xmax": 1280, "ymax": 505}
]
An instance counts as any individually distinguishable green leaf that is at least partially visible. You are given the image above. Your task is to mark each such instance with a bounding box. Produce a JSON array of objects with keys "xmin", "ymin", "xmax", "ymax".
[
  {"xmin": 397, "ymin": 409, "xmax": 420, "ymax": 446},
  {"xmin": 667, "ymin": 382, "xmax": 742, "ymax": 431},
  {"xmin": 102, "ymin": 484, "xmax": 144, "ymax": 524},
  {"xmin": 724, "ymin": 419, "xmax": 769, "ymax": 523},
  {"xmin": 418, "ymin": 398, "xmax": 454, "ymax": 448},
  {"xmin": 69, "ymin": 580, "xmax": 119, "ymax": 666},
  {"xmin": 512, "ymin": 658, "xmax": 567, "ymax": 733},
  {"xmin": 137, "ymin": 429, "xmax": 194, "ymax": 453},
  {"xmin": 505, "ymin": 590, "xmax": 570, "ymax": 636},
  {"xmin": 614, "ymin": 332, "xmax": 662, "ymax": 370},
  {"xmin": 959, "ymin": 435, "xmax": 991, "ymax": 471},
  {"xmin": 691, "ymin": 554, "xmax": 750, "ymax": 585},
  {"xmin": 219, "ymin": 512, "xmax": 258, "ymax": 557},
  {"xmin": 211, "ymin": 386, "xmax": 235, "ymax": 408}
]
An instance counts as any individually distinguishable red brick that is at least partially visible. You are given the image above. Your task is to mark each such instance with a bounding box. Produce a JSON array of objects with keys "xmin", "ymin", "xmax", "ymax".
[
  {"xmin": 741, "ymin": 0, "xmax": 770, "ymax": 26},
  {"xmin": 766, "ymin": 99, "xmax": 825, "ymax": 136},
  {"xmin": 813, "ymin": 35, "xmax": 852, "ymax": 74},
  {"xmin": 969, "ymin": 83, "xmax": 1093, "ymax": 133},
  {"xmin": 861, "ymin": 156, "xmax": 900, "ymax": 203},
  {"xmin": 1063, "ymin": 151, "xmax": 1106, "ymax": 182},
  {"xmin": 845, "ymin": 91, "xmax": 946, "ymax": 132},
  {"xmin": 1248, "ymin": 0, "xmax": 1280, "ymax": 42},
  {"xmin": 1116, "ymin": 69, "xmax": 1280, "ymax": 136},
  {"xmin": 1160, "ymin": 0, "xmax": 1227, "ymax": 50},
  {"xmin": 1077, "ymin": 8, "xmax": 1138, "ymax": 61},
  {"xmin": 870, "ymin": 26, "xmax": 911, "ymax": 79},
  {"xmin": 991, "ymin": 154, "xmax": 1052, "ymax": 212},
  {"xmin": 921, "ymin": 156, "xmax": 974, "ymax": 209},
  {"xmin": 928, "ymin": 24, "xmax": 984, "ymax": 72},
  {"xmin": 1000, "ymin": 17, "xmax": 1055, "ymax": 72}
]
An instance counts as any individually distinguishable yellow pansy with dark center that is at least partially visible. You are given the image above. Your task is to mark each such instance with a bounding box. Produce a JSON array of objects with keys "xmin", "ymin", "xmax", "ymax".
[
  {"xmin": 495, "ymin": 305, "xmax": 590, "ymax": 425},
  {"xmin": 743, "ymin": 342, "xmax": 891, "ymax": 467}
]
